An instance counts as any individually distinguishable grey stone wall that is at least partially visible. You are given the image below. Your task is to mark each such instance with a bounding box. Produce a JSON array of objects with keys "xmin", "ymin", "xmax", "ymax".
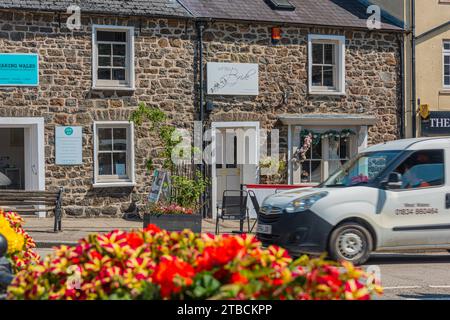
[
  {"xmin": 203, "ymin": 23, "xmax": 401, "ymax": 183},
  {"xmin": 0, "ymin": 10, "xmax": 402, "ymax": 216},
  {"xmin": 0, "ymin": 10, "xmax": 196, "ymax": 216}
]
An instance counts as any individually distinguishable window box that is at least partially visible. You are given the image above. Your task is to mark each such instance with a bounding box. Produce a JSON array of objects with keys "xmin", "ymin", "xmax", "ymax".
[
  {"xmin": 92, "ymin": 25, "xmax": 135, "ymax": 90},
  {"xmin": 143, "ymin": 214, "xmax": 203, "ymax": 233},
  {"xmin": 93, "ymin": 121, "xmax": 135, "ymax": 187},
  {"xmin": 308, "ymin": 34, "xmax": 346, "ymax": 95}
]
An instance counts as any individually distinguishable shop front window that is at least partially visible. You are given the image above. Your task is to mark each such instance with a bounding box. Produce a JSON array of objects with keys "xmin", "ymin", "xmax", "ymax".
[{"xmin": 298, "ymin": 129, "xmax": 355, "ymax": 183}]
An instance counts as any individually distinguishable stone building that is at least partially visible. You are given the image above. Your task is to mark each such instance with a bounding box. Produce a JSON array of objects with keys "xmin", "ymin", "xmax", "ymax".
[{"xmin": 0, "ymin": 0, "xmax": 403, "ymax": 218}]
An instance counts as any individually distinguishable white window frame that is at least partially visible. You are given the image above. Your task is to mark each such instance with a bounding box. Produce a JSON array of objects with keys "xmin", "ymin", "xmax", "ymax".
[
  {"xmin": 298, "ymin": 128, "xmax": 357, "ymax": 184},
  {"xmin": 443, "ymin": 40, "xmax": 450, "ymax": 89},
  {"xmin": 92, "ymin": 25, "xmax": 135, "ymax": 91},
  {"xmin": 308, "ymin": 34, "xmax": 346, "ymax": 95},
  {"xmin": 93, "ymin": 121, "xmax": 135, "ymax": 188}
]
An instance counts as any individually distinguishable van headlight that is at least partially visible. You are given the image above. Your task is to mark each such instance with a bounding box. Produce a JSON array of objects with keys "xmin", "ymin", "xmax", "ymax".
[{"xmin": 285, "ymin": 192, "xmax": 328, "ymax": 213}]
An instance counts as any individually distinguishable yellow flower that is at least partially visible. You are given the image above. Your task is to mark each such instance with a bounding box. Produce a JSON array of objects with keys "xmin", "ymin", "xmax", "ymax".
[{"xmin": 0, "ymin": 215, "xmax": 25, "ymax": 254}]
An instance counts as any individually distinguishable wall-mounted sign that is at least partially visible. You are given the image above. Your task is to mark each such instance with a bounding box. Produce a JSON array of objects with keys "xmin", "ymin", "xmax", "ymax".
[
  {"xmin": 0, "ymin": 53, "xmax": 39, "ymax": 86},
  {"xmin": 55, "ymin": 126, "xmax": 83, "ymax": 165},
  {"xmin": 207, "ymin": 62, "xmax": 259, "ymax": 95},
  {"xmin": 421, "ymin": 111, "xmax": 450, "ymax": 136}
]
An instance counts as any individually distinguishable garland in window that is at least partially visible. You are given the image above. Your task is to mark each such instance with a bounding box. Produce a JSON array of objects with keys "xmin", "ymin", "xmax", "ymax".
[
  {"xmin": 292, "ymin": 129, "xmax": 356, "ymax": 163},
  {"xmin": 300, "ymin": 129, "xmax": 356, "ymax": 143}
]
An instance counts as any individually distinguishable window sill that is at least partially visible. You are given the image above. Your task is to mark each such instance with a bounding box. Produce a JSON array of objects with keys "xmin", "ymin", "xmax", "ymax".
[
  {"xmin": 439, "ymin": 89, "xmax": 450, "ymax": 95},
  {"xmin": 93, "ymin": 181, "xmax": 136, "ymax": 188},
  {"xmin": 308, "ymin": 90, "xmax": 346, "ymax": 96},
  {"xmin": 92, "ymin": 86, "xmax": 136, "ymax": 92}
]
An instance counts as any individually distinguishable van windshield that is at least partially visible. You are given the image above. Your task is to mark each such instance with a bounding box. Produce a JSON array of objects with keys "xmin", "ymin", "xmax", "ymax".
[{"xmin": 322, "ymin": 151, "xmax": 401, "ymax": 187}]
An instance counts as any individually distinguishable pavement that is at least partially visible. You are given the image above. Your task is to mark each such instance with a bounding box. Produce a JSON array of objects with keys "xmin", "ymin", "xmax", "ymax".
[
  {"xmin": 24, "ymin": 217, "xmax": 450, "ymax": 300},
  {"xmin": 24, "ymin": 216, "xmax": 249, "ymax": 248}
]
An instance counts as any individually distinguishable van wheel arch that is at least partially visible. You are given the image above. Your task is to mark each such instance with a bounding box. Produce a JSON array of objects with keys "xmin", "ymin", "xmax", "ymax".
[{"xmin": 328, "ymin": 218, "xmax": 377, "ymax": 252}]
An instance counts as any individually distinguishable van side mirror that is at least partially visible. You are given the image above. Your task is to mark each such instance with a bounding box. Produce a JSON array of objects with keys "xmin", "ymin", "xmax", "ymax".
[{"xmin": 386, "ymin": 172, "xmax": 402, "ymax": 189}]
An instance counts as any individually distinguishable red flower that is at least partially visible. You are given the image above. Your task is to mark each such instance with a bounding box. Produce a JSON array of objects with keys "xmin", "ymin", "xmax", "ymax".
[
  {"xmin": 90, "ymin": 250, "xmax": 103, "ymax": 260},
  {"xmin": 152, "ymin": 256, "xmax": 195, "ymax": 298},
  {"xmin": 230, "ymin": 272, "xmax": 249, "ymax": 284},
  {"xmin": 145, "ymin": 224, "xmax": 161, "ymax": 234},
  {"xmin": 126, "ymin": 232, "xmax": 144, "ymax": 249},
  {"xmin": 196, "ymin": 237, "xmax": 245, "ymax": 271}
]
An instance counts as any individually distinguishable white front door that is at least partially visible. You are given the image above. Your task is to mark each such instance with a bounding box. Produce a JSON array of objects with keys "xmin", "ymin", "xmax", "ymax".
[
  {"xmin": 216, "ymin": 129, "xmax": 241, "ymax": 206},
  {"xmin": 211, "ymin": 122, "xmax": 260, "ymax": 218}
]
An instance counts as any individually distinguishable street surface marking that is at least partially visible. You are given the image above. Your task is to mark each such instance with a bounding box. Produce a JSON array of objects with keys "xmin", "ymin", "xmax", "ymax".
[
  {"xmin": 383, "ymin": 286, "xmax": 422, "ymax": 290},
  {"xmin": 428, "ymin": 285, "xmax": 450, "ymax": 288}
]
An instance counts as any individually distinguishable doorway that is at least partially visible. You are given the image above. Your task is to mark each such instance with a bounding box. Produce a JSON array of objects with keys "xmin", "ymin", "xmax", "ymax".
[
  {"xmin": 211, "ymin": 122, "xmax": 260, "ymax": 218},
  {"xmin": 0, "ymin": 128, "xmax": 25, "ymax": 189},
  {"xmin": 0, "ymin": 118, "xmax": 45, "ymax": 215}
]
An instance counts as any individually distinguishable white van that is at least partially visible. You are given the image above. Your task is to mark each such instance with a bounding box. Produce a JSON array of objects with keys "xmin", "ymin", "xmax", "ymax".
[{"xmin": 257, "ymin": 137, "xmax": 450, "ymax": 265}]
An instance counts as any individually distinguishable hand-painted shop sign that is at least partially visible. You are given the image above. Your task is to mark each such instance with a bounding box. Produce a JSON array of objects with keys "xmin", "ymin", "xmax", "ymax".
[
  {"xmin": 0, "ymin": 53, "xmax": 39, "ymax": 86},
  {"xmin": 207, "ymin": 62, "xmax": 259, "ymax": 95},
  {"xmin": 421, "ymin": 111, "xmax": 450, "ymax": 136},
  {"xmin": 55, "ymin": 126, "xmax": 83, "ymax": 165}
]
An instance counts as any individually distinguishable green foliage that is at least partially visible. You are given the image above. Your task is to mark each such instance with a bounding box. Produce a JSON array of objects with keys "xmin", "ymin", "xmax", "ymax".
[
  {"xmin": 187, "ymin": 273, "xmax": 222, "ymax": 299},
  {"xmin": 129, "ymin": 102, "xmax": 182, "ymax": 172},
  {"xmin": 171, "ymin": 171, "xmax": 208, "ymax": 209},
  {"xmin": 129, "ymin": 102, "xmax": 166, "ymax": 127}
]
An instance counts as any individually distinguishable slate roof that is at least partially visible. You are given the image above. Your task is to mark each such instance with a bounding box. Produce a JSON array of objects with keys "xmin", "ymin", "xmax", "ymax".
[
  {"xmin": 0, "ymin": 0, "xmax": 191, "ymax": 18},
  {"xmin": 179, "ymin": 0, "xmax": 402, "ymax": 31},
  {"xmin": 0, "ymin": 0, "xmax": 402, "ymax": 31}
]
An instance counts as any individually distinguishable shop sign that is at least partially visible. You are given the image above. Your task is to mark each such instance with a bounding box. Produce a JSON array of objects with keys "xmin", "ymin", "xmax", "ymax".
[
  {"xmin": 55, "ymin": 126, "xmax": 83, "ymax": 165},
  {"xmin": 207, "ymin": 62, "xmax": 259, "ymax": 95},
  {"xmin": 0, "ymin": 53, "xmax": 39, "ymax": 86},
  {"xmin": 421, "ymin": 111, "xmax": 450, "ymax": 136}
]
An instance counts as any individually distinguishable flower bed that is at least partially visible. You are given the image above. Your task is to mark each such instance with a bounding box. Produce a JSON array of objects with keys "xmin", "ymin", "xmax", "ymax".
[
  {"xmin": 0, "ymin": 210, "xmax": 40, "ymax": 273},
  {"xmin": 7, "ymin": 225, "xmax": 382, "ymax": 300}
]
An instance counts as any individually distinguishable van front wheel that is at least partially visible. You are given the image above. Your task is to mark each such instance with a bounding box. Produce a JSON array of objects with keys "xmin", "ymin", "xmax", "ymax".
[{"xmin": 328, "ymin": 223, "xmax": 372, "ymax": 266}]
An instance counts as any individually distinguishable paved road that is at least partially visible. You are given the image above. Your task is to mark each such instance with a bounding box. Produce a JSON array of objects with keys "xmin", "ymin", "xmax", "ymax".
[{"xmin": 365, "ymin": 251, "xmax": 450, "ymax": 300}]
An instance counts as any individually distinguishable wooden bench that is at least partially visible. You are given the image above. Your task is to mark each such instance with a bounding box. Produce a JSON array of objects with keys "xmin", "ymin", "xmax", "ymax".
[{"xmin": 0, "ymin": 188, "xmax": 63, "ymax": 232}]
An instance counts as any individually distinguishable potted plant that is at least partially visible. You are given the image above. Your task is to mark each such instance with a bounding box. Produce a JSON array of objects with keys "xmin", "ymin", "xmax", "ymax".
[
  {"xmin": 143, "ymin": 172, "xmax": 207, "ymax": 232},
  {"xmin": 143, "ymin": 202, "xmax": 202, "ymax": 233},
  {"xmin": 130, "ymin": 103, "xmax": 209, "ymax": 232}
]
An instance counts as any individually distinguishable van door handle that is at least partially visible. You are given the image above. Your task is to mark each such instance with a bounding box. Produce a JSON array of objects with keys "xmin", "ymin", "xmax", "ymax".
[{"xmin": 446, "ymin": 194, "xmax": 450, "ymax": 209}]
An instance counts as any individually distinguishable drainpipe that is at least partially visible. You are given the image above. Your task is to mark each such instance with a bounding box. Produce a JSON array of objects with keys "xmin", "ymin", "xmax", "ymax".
[
  {"xmin": 196, "ymin": 21, "xmax": 206, "ymax": 217},
  {"xmin": 399, "ymin": 34, "xmax": 405, "ymax": 139},
  {"xmin": 411, "ymin": 0, "xmax": 417, "ymax": 137}
]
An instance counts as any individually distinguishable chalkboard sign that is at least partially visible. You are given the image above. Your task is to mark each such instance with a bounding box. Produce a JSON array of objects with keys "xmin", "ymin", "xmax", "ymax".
[{"xmin": 148, "ymin": 170, "xmax": 171, "ymax": 203}]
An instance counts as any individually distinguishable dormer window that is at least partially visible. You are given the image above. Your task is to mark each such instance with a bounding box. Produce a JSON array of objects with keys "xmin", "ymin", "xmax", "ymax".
[{"xmin": 265, "ymin": 0, "xmax": 296, "ymax": 11}]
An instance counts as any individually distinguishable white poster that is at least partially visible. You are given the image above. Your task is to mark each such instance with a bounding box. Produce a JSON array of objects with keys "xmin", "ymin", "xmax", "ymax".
[
  {"xmin": 55, "ymin": 126, "xmax": 83, "ymax": 165},
  {"xmin": 207, "ymin": 62, "xmax": 259, "ymax": 95}
]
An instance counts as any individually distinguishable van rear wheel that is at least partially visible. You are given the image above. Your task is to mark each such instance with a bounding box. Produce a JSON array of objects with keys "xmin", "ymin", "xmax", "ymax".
[{"xmin": 328, "ymin": 222, "xmax": 372, "ymax": 266}]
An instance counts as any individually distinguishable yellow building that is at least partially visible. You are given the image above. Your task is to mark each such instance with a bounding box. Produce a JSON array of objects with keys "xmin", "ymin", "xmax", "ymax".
[{"xmin": 364, "ymin": 0, "xmax": 450, "ymax": 137}]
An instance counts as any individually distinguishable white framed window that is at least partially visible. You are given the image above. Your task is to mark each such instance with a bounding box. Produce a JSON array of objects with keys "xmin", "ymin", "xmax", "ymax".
[
  {"xmin": 93, "ymin": 121, "xmax": 135, "ymax": 188},
  {"xmin": 296, "ymin": 128, "xmax": 357, "ymax": 184},
  {"xmin": 308, "ymin": 34, "xmax": 346, "ymax": 95},
  {"xmin": 92, "ymin": 25, "xmax": 135, "ymax": 90},
  {"xmin": 444, "ymin": 40, "xmax": 450, "ymax": 88}
]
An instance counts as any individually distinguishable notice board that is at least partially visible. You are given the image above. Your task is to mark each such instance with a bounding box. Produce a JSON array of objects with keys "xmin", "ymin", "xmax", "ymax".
[{"xmin": 55, "ymin": 126, "xmax": 83, "ymax": 165}]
